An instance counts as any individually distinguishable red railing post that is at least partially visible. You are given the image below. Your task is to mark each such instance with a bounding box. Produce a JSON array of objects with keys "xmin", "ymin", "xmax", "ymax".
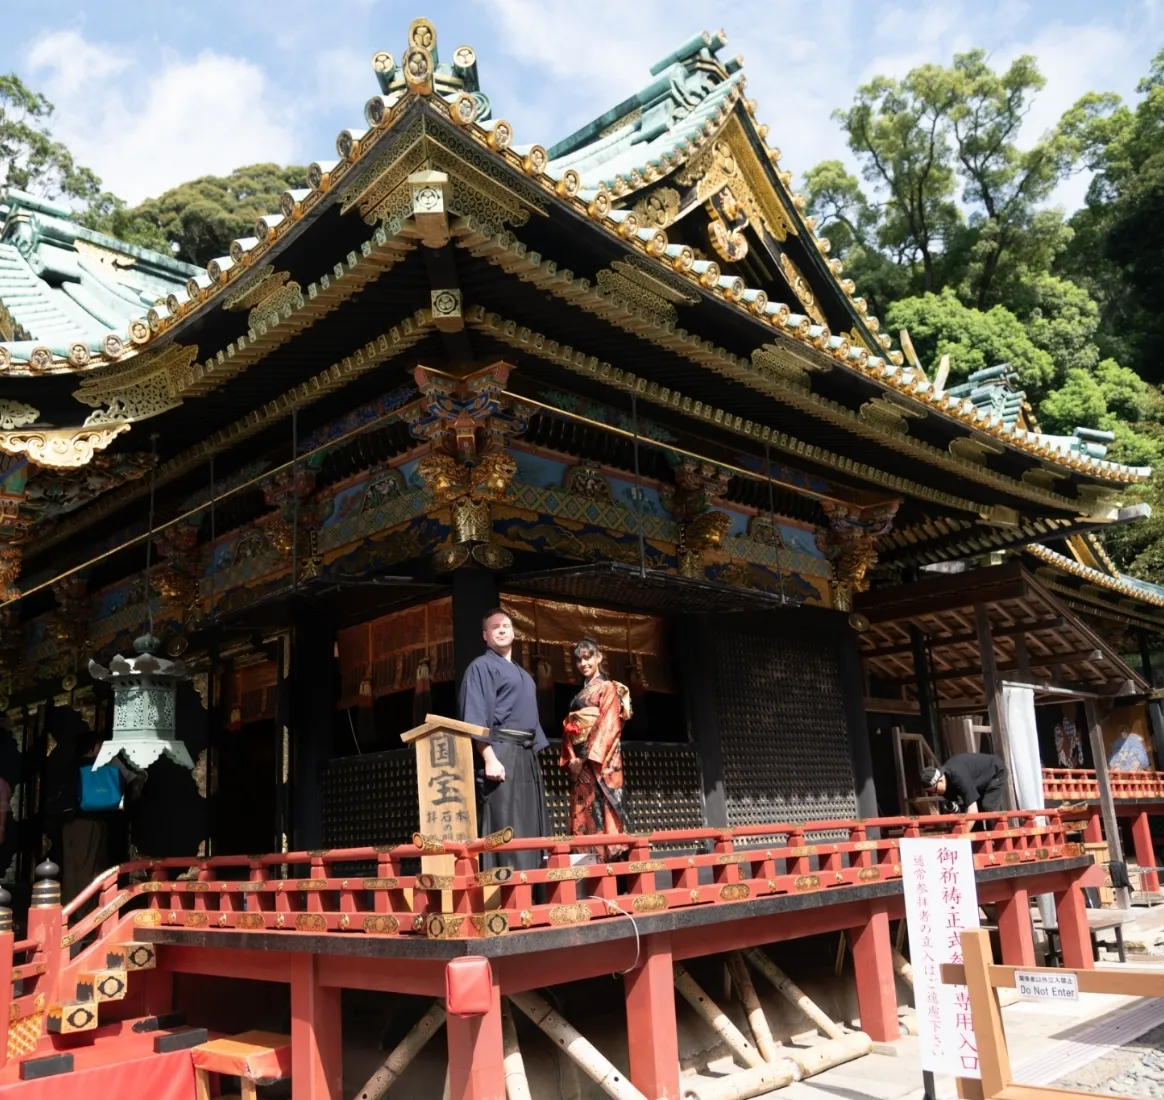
[
  {"xmin": 0, "ymin": 888, "xmax": 13, "ymax": 1067},
  {"xmin": 27, "ymin": 860, "xmax": 63, "ymax": 1019}
]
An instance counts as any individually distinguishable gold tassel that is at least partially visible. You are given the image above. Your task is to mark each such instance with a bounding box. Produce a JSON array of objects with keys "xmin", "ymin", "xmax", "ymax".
[
  {"xmin": 358, "ymin": 673, "xmax": 374, "ymax": 709},
  {"xmin": 227, "ymin": 704, "xmax": 242, "ymax": 732}
]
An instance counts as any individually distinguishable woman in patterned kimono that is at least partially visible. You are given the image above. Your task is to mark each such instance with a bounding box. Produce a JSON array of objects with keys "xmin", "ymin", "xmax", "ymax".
[{"xmin": 561, "ymin": 638, "xmax": 632, "ymax": 859}]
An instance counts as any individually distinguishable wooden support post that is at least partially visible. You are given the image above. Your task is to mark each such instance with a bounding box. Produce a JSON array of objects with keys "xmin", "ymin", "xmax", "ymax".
[
  {"xmin": 959, "ymin": 929, "xmax": 1010, "ymax": 1100},
  {"xmin": 1085, "ymin": 697, "xmax": 1130, "ymax": 909},
  {"xmin": 1132, "ymin": 811, "xmax": 1160, "ymax": 893},
  {"xmin": 975, "ymin": 604, "xmax": 1016, "ymax": 809},
  {"xmin": 1054, "ymin": 878, "xmax": 1094, "ymax": 970},
  {"xmin": 448, "ymin": 968, "xmax": 505, "ymax": 1100},
  {"xmin": 848, "ymin": 906, "xmax": 899, "ymax": 1043},
  {"xmin": 996, "ymin": 889, "xmax": 1036, "ymax": 968},
  {"xmin": 290, "ymin": 953, "xmax": 342, "ymax": 1100},
  {"xmin": 624, "ymin": 933, "xmax": 681, "ymax": 1098}
]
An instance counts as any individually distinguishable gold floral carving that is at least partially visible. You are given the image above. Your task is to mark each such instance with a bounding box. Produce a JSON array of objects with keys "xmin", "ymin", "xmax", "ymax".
[
  {"xmin": 237, "ymin": 913, "xmax": 266, "ymax": 930},
  {"xmin": 857, "ymin": 867, "xmax": 881, "ymax": 882},
  {"xmin": 794, "ymin": 875, "xmax": 821, "ymax": 891},
  {"xmin": 362, "ymin": 878, "xmax": 400, "ymax": 890},
  {"xmin": 719, "ymin": 883, "xmax": 751, "ymax": 901},
  {"xmin": 546, "ymin": 866, "xmax": 587, "ymax": 881},
  {"xmin": 632, "ymin": 893, "xmax": 668, "ymax": 912},
  {"xmin": 595, "ymin": 270, "xmax": 676, "ymax": 325},
  {"xmin": 425, "ymin": 914, "xmax": 465, "ymax": 939},
  {"xmin": 0, "ymin": 402, "xmax": 38, "ymax": 430},
  {"xmin": 471, "ymin": 913, "xmax": 510, "ymax": 937},
  {"xmin": 296, "ymin": 914, "xmax": 327, "ymax": 932},
  {"xmin": 0, "ymin": 424, "xmax": 129, "ymax": 469},
  {"xmin": 548, "ymin": 904, "xmax": 592, "ymax": 926},
  {"xmin": 134, "ymin": 910, "xmax": 161, "ymax": 927},
  {"xmin": 363, "ymin": 915, "xmax": 400, "ymax": 934},
  {"xmin": 676, "ymin": 120, "xmax": 796, "ymax": 243},
  {"xmin": 74, "ymin": 343, "xmax": 199, "ymax": 424},
  {"xmin": 222, "ymin": 266, "xmax": 289, "ymax": 311},
  {"xmin": 779, "ymin": 253, "xmax": 825, "ymax": 326},
  {"xmin": 412, "ymin": 833, "xmax": 446, "ymax": 853},
  {"xmin": 632, "ymin": 187, "xmax": 680, "ymax": 229},
  {"xmin": 482, "ymin": 827, "xmax": 515, "ymax": 850}
]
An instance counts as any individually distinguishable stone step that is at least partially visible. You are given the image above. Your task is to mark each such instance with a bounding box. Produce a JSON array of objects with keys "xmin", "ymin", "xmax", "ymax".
[{"xmin": 46, "ymin": 1002, "xmax": 99, "ymax": 1035}]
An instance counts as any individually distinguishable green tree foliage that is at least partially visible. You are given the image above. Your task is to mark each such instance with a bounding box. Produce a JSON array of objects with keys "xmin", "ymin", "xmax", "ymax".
[
  {"xmin": 0, "ymin": 74, "xmax": 104, "ymax": 203},
  {"xmin": 1059, "ymin": 49, "xmax": 1164, "ymax": 387},
  {"xmin": 83, "ymin": 163, "xmax": 306, "ymax": 267}
]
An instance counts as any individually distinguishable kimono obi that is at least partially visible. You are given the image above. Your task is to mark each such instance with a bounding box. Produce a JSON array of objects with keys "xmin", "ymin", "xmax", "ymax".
[{"xmin": 563, "ymin": 707, "xmax": 600, "ymax": 746}]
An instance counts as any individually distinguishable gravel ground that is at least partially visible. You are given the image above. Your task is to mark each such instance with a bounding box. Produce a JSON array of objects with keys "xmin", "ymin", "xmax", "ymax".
[{"xmin": 1053, "ymin": 1022, "xmax": 1164, "ymax": 1099}]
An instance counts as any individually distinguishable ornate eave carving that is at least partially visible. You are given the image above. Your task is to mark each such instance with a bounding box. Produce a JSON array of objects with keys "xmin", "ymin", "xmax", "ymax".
[{"xmin": 0, "ymin": 424, "xmax": 130, "ymax": 469}]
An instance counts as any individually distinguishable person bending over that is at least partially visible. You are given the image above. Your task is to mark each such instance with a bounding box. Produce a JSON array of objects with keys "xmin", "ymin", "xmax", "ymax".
[{"xmin": 921, "ymin": 752, "xmax": 1008, "ymax": 816}]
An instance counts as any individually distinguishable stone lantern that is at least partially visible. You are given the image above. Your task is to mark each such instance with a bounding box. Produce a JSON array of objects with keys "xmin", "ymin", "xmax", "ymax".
[{"xmin": 88, "ymin": 633, "xmax": 194, "ymax": 770}]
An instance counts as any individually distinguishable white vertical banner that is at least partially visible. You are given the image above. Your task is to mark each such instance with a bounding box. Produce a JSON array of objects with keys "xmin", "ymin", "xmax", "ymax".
[{"xmin": 901, "ymin": 837, "xmax": 982, "ymax": 1079}]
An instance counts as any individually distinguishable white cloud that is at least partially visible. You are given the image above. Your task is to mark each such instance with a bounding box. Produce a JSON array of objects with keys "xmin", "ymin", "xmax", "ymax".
[{"xmin": 26, "ymin": 29, "xmax": 297, "ymax": 204}]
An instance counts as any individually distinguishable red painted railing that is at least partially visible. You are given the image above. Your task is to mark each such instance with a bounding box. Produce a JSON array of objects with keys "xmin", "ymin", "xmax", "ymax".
[
  {"xmin": 1043, "ymin": 768, "xmax": 1164, "ymax": 802},
  {"xmin": 43, "ymin": 810, "xmax": 1076, "ymax": 946}
]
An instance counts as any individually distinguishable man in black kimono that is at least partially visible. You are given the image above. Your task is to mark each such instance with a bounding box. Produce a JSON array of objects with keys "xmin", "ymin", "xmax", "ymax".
[
  {"xmin": 458, "ymin": 608, "xmax": 550, "ymax": 872},
  {"xmin": 921, "ymin": 753, "xmax": 1008, "ymax": 815}
]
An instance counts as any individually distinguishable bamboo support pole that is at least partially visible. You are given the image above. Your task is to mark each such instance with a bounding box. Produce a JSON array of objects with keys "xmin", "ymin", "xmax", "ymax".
[
  {"xmin": 726, "ymin": 952, "xmax": 779, "ymax": 1064},
  {"xmin": 501, "ymin": 997, "xmax": 533, "ymax": 1100},
  {"xmin": 509, "ymin": 990, "xmax": 648, "ymax": 1100},
  {"xmin": 892, "ymin": 948, "xmax": 914, "ymax": 989},
  {"xmin": 673, "ymin": 963, "xmax": 765, "ymax": 1070},
  {"xmin": 745, "ymin": 949, "xmax": 845, "ymax": 1042},
  {"xmin": 681, "ymin": 1034, "xmax": 871, "ymax": 1100},
  {"xmin": 355, "ymin": 1001, "xmax": 447, "ymax": 1100},
  {"xmin": 783, "ymin": 1033, "xmax": 871, "ymax": 1077}
]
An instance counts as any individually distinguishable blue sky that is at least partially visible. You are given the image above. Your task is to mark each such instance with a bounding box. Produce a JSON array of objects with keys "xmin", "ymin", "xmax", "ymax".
[{"xmin": 5, "ymin": 0, "xmax": 1164, "ymax": 212}]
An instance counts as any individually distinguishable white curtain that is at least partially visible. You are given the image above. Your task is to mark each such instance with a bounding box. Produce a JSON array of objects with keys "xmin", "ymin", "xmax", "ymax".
[
  {"xmin": 1003, "ymin": 684, "xmax": 1057, "ymax": 929},
  {"xmin": 1004, "ymin": 685, "xmax": 1044, "ymax": 815}
]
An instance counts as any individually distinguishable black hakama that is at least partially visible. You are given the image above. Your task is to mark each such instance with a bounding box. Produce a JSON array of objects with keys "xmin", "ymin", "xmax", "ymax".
[{"xmin": 458, "ymin": 649, "xmax": 550, "ymax": 872}]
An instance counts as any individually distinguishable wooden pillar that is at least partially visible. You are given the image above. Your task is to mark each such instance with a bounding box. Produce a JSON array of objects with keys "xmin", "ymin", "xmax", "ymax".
[
  {"xmin": 1084, "ymin": 813, "xmax": 1103, "ymax": 843},
  {"xmin": 849, "ymin": 906, "xmax": 899, "ymax": 1043},
  {"xmin": 447, "ymin": 969, "xmax": 505, "ymax": 1100},
  {"xmin": 840, "ymin": 617, "xmax": 880, "ymax": 820},
  {"xmin": 290, "ymin": 953, "xmax": 342, "ymax": 1100},
  {"xmin": 275, "ymin": 633, "xmax": 293, "ymax": 858},
  {"xmin": 996, "ymin": 888, "xmax": 1036, "ymax": 967},
  {"xmin": 1085, "ymin": 696, "xmax": 1130, "ymax": 908},
  {"xmin": 624, "ymin": 932, "xmax": 681, "ymax": 1098},
  {"xmin": 292, "ymin": 607, "xmax": 334, "ymax": 852},
  {"xmin": 1132, "ymin": 811, "xmax": 1160, "ymax": 893},
  {"xmin": 975, "ymin": 604, "xmax": 1016, "ymax": 808},
  {"xmin": 677, "ymin": 615, "xmax": 728, "ymax": 826},
  {"xmin": 1148, "ymin": 699, "xmax": 1164, "ymax": 775},
  {"xmin": 454, "ymin": 571, "xmax": 499, "ymax": 688},
  {"xmin": 910, "ymin": 624, "xmax": 940, "ymax": 756}
]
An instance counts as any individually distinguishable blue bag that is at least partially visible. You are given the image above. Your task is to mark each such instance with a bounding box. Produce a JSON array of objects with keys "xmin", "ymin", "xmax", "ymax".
[{"xmin": 78, "ymin": 764, "xmax": 122, "ymax": 813}]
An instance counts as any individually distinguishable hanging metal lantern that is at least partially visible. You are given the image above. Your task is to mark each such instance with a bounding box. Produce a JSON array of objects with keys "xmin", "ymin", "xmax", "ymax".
[{"xmin": 88, "ymin": 633, "xmax": 194, "ymax": 770}]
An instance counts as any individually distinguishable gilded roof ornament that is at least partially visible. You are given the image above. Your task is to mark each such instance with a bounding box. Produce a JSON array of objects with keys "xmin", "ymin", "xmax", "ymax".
[
  {"xmin": 0, "ymin": 402, "xmax": 39, "ymax": 431},
  {"xmin": 0, "ymin": 424, "xmax": 129, "ymax": 469}
]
